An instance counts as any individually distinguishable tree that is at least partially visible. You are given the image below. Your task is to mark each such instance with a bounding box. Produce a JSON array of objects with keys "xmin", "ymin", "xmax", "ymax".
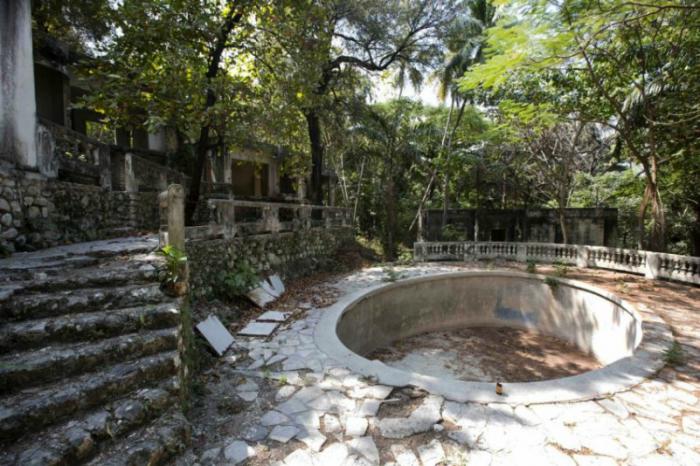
[
  {"xmin": 80, "ymin": 0, "xmax": 268, "ymax": 224},
  {"xmin": 268, "ymin": 0, "xmax": 456, "ymax": 204},
  {"xmin": 461, "ymin": 1, "xmax": 700, "ymax": 251}
]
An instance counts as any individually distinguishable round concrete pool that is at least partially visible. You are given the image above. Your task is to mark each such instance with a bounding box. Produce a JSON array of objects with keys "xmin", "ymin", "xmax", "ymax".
[{"xmin": 314, "ymin": 271, "xmax": 673, "ymax": 404}]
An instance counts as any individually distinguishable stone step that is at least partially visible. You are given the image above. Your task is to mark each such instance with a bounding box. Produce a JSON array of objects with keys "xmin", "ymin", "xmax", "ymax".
[
  {"xmin": 0, "ymin": 302, "xmax": 180, "ymax": 352},
  {"xmin": 0, "ymin": 351, "xmax": 178, "ymax": 444},
  {"xmin": 0, "ymin": 254, "xmax": 161, "ymax": 297},
  {"xmin": 0, "ymin": 378, "xmax": 179, "ymax": 466},
  {"xmin": 1, "ymin": 282, "xmax": 166, "ymax": 322},
  {"xmin": 0, "ymin": 328, "xmax": 178, "ymax": 395},
  {"xmin": 84, "ymin": 408, "xmax": 190, "ymax": 466}
]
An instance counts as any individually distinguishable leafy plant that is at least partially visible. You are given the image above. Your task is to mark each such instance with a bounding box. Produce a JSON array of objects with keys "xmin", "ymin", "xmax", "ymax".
[
  {"xmin": 158, "ymin": 245, "xmax": 188, "ymax": 285},
  {"xmin": 544, "ymin": 276, "xmax": 558, "ymax": 289},
  {"xmin": 382, "ymin": 267, "xmax": 402, "ymax": 282},
  {"xmin": 220, "ymin": 260, "xmax": 259, "ymax": 298},
  {"xmin": 526, "ymin": 260, "xmax": 537, "ymax": 274},
  {"xmin": 553, "ymin": 260, "xmax": 569, "ymax": 277},
  {"xmin": 441, "ymin": 224, "xmax": 465, "ymax": 241},
  {"xmin": 664, "ymin": 341, "xmax": 685, "ymax": 366}
]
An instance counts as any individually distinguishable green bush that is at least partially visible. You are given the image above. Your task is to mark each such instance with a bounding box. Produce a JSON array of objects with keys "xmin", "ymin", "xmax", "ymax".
[
  {"xmin": 219, "ymin": 260, "xmax": 259, "ymax": 298},
  {"xmin": 441, "ymin": 224, "xmax": 465, "ymax": 241},
  {"xmin": 553, "ymin": 260, "xmax": 569, "ymax": 277},
  {"xmin": 526, "ymin": 260, "xmax": 537, "ymax": 273}
]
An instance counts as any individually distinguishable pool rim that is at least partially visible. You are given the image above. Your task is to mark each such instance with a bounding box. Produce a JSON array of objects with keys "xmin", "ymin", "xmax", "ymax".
[{"xmin": 313, "ymin": 270, "xmax": 673, "ymax": 405}]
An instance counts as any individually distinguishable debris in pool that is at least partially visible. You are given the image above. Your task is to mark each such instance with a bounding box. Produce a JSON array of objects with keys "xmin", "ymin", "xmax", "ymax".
[{"xmin": 496, "ymin": 382, "xmax": 504, "ymax": 395}]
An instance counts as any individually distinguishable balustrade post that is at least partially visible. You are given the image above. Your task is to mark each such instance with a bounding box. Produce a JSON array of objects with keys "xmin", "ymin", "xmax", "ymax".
[
  {"xmin": 262, "ymin": 205, "xmax": 280, "ymax": 233},
  {"xmin": 576, "ymin": 245, "xmax": 590, "ymax": 269},
  {"xmin": 516, "ymin": 243, "xmax": 528, "ymax": 263},
  {"xmin": 645, "ymin": 252, "xmax": 661, "ymax": 279},
  {"xmin": 159, "ymin": 184, "xmax": 185, "ymax": 250}
]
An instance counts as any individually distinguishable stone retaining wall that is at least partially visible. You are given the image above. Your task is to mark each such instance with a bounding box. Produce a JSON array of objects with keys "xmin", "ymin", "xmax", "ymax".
[
  {"xmin": 186, "ymin": 227, "xmax": 354, "ymax": 297},
  {"xmin": 0, "ymin": 161, "xmax": 159, "ymax": 253}
]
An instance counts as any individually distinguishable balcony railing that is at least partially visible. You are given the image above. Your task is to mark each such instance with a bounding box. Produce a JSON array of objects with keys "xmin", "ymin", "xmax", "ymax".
[
  {"xmin": 176, "ymin": 199, "xmax": 352, "ymax": 242},
  {"xmin": 413, "ymin": 240, "xmax": 700, "ymax": 286}
]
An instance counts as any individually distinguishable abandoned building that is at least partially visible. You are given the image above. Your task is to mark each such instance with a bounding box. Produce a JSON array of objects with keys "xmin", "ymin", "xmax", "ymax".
[{"xmin": 422, "ymin": 208, "xmax": 618, "ymax": 246}]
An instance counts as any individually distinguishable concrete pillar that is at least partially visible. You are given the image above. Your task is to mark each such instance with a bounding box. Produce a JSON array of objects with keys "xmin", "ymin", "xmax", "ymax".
[
  {"xmin": 645, "ymin": 252, "xmax": 660, "ymax": 280},
  {"xmin": 297, "ymin": 177, "xmax": 306, "ymax": 202},
  {"xmin": 159, "ymin": 184, "xmax": 185, "ymax": 250},
  {"xmin": 0, "ymin": 0, "xmax": 38, "ymax": 168},
  {"xmin": 124, "ymin": 153, "xmax": 138, "ymax": 192},
  {"xmin": 576, "ymin": 245, "xmax": 589, "ymax": 268}
]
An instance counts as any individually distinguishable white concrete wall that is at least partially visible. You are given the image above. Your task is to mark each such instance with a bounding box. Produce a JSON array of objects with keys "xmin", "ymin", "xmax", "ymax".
[{"xmin": 0, "ymin": 0, "xmax": 37, "ymax": 168}]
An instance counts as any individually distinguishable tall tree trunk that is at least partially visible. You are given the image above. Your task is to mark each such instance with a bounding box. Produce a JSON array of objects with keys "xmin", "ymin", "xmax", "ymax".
[
  {"xmin": 185, "ymin": 6, "xmax": 243, "ymax": 224},
  {"xmin": 638, "ymin": 158, "xmax": 666, "ymax": 251},
  {"xmin": 692, "ymin": 202, "xmax": 700, "ymax": 256},
  {"xmin": 558, "ymin": 204, "xmax": 568, "ymax": 244},
  {"xmin": 384, "ymin": 177, "xmax": 398, "ymax": 260},
  {"xmin": 441, "ymin": 99, "xmax": 467, "ymax": 229},
  {"xmin": 305, "ymin": 110, "xmax": 324, "ymax": 205}
]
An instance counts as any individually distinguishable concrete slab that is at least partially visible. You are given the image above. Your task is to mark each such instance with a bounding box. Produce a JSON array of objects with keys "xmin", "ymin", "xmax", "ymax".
[
  {"xmin": 258, "ymin": 311, "xmax": 288, "ymax": 322},
  {"xmin": 239, "ymin": 321, "xmax": 278, "ymax": 337},
  {"xmin": 196, "ymin": 315, "xmax": 234, "ymax": 356},
  {"xmin": 247, "ymin": 287, "xmax": 276, "ymax": 307}
]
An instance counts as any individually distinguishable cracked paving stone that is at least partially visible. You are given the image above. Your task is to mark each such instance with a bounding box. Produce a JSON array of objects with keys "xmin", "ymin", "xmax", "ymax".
[
  {"xmin": 318, "ymin": 442, "xmax": 350, "ymax": 464},
  {"xmin": 390, "ymin": 445, "xmax": 420, "ymax": 466},
  {"xmin": 572, "ymin": 454, "xmax": 618, "ymax": 466},
  {"xmin": 275, "ymin": 385, "xmax": 298, "ymax": 401},
  {"xmin": 277, "ymin": 398, "xmax": 308, "ymax": 415},
  {"xmin": 322, "ymin": 414, "xmax": 342, "ymax": 434},
  {"xmin": 261, "ymin": 410, "xmax": 290, "ymax": 426},
  {"xmin": 358, "ymin": 399, "xmax": 381, "ymax": 417},
  {"xmin": 296, "ymin": 427, "xmax": 327, "ymax": 452},
  {"xmin": 223, "ymin": 440, "xmax": 255, "ymax": 464},
  {"xmin": 238, "ymin": 391, "xmax": 258, "ymax": 402},
  {"xmin": 377, "ymin": 395, "xmax": 443, "ymax": 438},
  {"xmin": 241, "ymin": 424, "xmax": 268, "ymax": 442},
  {"xmin": 417, "ymin": 439, "xmax": 445, "ymax": 466},
  {"xmin": 282, "ymin": 448, "xmax": 316, "ymax": 466},
  {"xmin": 345, "ymin": 417, "xmax": 368, "ymax": 437},
  {"xmin": 269, "ymin": 425, "xmax": 299, "ymax": 443},
  {"xmin": 346, "ymin": 436, "xmax": 379, "ymax": 464}
]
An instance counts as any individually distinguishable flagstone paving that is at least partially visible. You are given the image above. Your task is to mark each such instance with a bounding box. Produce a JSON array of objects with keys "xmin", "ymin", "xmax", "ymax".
[{"xmin": 177, "ymin": 263, "xmax": 700, "ymax": 465}]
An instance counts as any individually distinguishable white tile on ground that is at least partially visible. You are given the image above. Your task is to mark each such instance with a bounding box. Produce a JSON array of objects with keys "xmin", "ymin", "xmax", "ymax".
[{"xmin": 238, "ymin": 321, "xmax": 278, "ymax": 337}]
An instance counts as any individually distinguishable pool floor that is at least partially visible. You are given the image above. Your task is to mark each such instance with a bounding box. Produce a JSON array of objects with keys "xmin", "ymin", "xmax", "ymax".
[{"xmin": 368, "ymin": 327, "xmax": 602, "ymax": 383}]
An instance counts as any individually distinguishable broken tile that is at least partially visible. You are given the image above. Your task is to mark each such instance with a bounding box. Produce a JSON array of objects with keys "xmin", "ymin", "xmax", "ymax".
[
  {"xmin": 247, "ymin": 287, "xmax": 276, "ymax": 307},
  {"xmin": 345, "ymin": 417, "xmax": 368, "ymax": 437},
  {"xmin": 258, "ymin": 311, "xmax": 288, "ymax": 322},
  {"xmin": 269, "ymin": 425, "xmax": 299, "ymax": 443},
  {"xmin": 261, "ymin": 410, "xmax": 289, "ymax": 427},
  {"xmin": 223, "ymin": 440, "xmax": 255, "ymax": 464},
  {"xmin": 239, "ymin": 321, "xmax": 278, "ymax": 337},
  {"xmin": 296, "ymin": 427, "xmax": 327, "ymax": 452},
  {"xmin": 196, "ymin": 315, "xmax": 234, "ymax": 356}
]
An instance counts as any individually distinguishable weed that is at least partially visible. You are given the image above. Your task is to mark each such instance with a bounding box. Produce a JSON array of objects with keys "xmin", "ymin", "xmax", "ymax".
[
  {"xmin": 278, "ymin": 375, "xmax": 288, "ymax": 386},
  {"xmin": 526, "ymin": 260, "xmax": 537, "ymax": 274},
  {"xmin": 664, "ymin": 341, "xmax": 685, "ymax": 366},
  {"xmin": 553, "ymin": 260, "xmax": 569, "ymax": 277},
  {"xmin": 544, "ymin": 276, "xmax": 559, "ymax": 289},
  {"xmin": 219, "ymin": 260, "xmax": 259, "ymax": 298},
  {"xmin": 382, "ymin": 267, "xmax": 401, "ymax": 282},
  {"xmin": 158, "ymin": 244, "xmax": 187, "ymax": 285}
]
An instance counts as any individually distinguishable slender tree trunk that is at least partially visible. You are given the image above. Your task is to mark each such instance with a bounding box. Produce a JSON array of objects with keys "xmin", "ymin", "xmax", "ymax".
[
  {"xmin": 384, "ymin": 177, "xmax": 398, "ymax": 260},
  {"xmin": 441, "ymin": 99, "xmax": 467, "ymax": 228},
  {"xmin": 352, "ymin": 156, "xmax": 366, "ymax": 226},
  {"xmin": 305, "ymin": 110, "xmax": 324, "ymax": 205},
  {"xmin": 185, "ymin": 6, "xmax": 243, "ymax": 224},
  {"xmin": 558, "ymin": 203, "xmax": 568, "ymax": 244}
]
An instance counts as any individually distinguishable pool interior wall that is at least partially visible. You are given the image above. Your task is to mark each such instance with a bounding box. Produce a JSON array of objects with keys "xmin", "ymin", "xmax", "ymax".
[{"xmin": 336, "ymin": 274, "xmax": 642, "ymax": 367}]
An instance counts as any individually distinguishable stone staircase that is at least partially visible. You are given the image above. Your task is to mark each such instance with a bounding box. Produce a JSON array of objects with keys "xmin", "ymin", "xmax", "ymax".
[{"xmin": 0, "ymin": 237, "xmax": 190, "ymax": 466}]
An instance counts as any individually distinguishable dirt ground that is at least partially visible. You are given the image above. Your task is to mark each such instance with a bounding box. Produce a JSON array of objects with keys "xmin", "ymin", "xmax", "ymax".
[{"xmin": 369, "ymin": 326, "xmax": 602, "ymax": 383}]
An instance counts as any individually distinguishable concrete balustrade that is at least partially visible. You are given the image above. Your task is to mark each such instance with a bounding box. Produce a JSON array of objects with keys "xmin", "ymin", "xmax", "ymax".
[{"xmin": 413, "ymin": 241, "xmax": 700, "ymax": 285}]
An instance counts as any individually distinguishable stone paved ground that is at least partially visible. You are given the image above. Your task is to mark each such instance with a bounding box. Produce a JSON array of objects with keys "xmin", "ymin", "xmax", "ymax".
[{"xmin": 177, "ymin": 263, "xmax": 700, "ymax": 466}]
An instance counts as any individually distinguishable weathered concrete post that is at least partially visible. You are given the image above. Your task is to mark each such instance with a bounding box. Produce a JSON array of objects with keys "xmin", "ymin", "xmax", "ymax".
[
  {"xmin": 645, "ymin": 252, "xmax": 661, "ymax": 280},
  {"xmin": 0, "ymin": 0, "xmax": 38, "ymax": 168},
  {"xmin": 576, "ymin": 245, "xmax": 590, "ymax": 268},
  {"xmin": 159, "ymin": 184, "xmax": 185, "ymax": 249},
  {"xmin": 516, "ymin": 243, "xmax": 528, "ymax": 263}
]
